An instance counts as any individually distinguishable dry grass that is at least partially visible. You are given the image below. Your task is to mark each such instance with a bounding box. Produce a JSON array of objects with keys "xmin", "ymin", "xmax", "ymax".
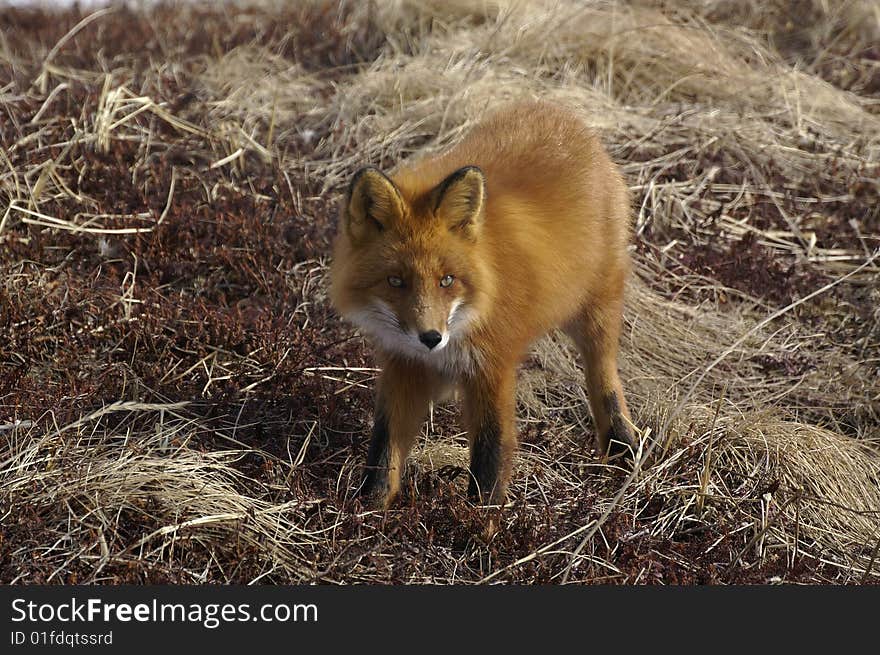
[{"xmin": 1, "ymin": 0, "xmax": 878, "ymax": 584}]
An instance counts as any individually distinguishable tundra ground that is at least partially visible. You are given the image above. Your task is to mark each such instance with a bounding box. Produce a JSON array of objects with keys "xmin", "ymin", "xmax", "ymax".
[{"xmin": 1, "ymin": 0, "xmax": 878, "ymax": 583}]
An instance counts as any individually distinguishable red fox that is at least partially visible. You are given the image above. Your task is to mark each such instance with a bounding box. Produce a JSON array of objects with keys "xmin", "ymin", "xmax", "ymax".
[{"xmin": 330, "ymin": 101, "xmax": 637, "ymax": 509}]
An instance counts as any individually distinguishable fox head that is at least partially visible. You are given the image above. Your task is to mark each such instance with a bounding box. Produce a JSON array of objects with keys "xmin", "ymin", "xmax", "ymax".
[{"xmin": 330, "ymin": 165, "xmax": 492, "ymax": 361}]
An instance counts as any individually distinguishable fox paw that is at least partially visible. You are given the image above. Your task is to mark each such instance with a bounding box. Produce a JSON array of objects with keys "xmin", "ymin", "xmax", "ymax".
[
  {"xmin": 602, "ymin": 421, "xmax": 638, "ymax": 461},
  {"xmin": 357, "ymin": 474, "xmax": 392, "ymax": 508},
  {"xmin": 606, "ymin": 432, "xmax": 637, "ymax": 459}
]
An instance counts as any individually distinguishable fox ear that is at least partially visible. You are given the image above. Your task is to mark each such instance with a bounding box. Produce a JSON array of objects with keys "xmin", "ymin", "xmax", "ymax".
[
  {"xmin": 432, "ymin": 166, "xmax": 485, "ymax": 238},
  {"xmin": 344, "ymin": 167, "xmax": 404, "ymax": 243}
]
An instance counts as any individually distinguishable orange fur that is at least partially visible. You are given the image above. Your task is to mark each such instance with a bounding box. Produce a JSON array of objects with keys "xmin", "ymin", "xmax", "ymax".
[{"xmin": 330, "ymin": 101, "xmax": 636, "ymax": 510}]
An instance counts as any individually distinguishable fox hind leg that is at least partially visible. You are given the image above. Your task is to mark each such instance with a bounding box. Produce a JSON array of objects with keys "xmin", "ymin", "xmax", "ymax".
[{"xmin": 564, "ymin": 296, "xmax": 637, "ymax": 458}]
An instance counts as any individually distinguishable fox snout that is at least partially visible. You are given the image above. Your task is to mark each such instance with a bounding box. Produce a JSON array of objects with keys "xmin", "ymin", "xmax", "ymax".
[
  {"xmin": 412, "ymin": 317, "xmax": 448, "ymax": 351},
  {"xmin": 418, "ymin": 330, "xmax": 443, "ymax": 350},
  {"xmin": 408, "ymin": 303, "xmax": 452, "ymax": 350}
]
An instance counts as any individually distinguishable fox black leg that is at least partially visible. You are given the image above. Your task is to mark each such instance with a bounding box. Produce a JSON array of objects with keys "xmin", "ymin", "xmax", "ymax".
[
  {"xmin": 468, "ymin": 412, "xmax": 504, "ymax": 502},
  {"xmin": 358, "ymin": 359, "xmax": 433, "ymax": 508},
  {"xmin": 360, "ymin": 405, "xmax": 391, "ymax": 501},
  {"xmin": 604, "ymin": 391, "xmax": 637, "ymax": 458},
  {"xmin": 464, "ymin": 366, "xmax": 517, "ymax": 505}
]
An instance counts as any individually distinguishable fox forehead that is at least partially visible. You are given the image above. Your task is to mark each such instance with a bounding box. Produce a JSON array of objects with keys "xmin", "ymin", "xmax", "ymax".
[{"xmin": 368, "ymin": 230, "xmax": 470, "ymax": 275}]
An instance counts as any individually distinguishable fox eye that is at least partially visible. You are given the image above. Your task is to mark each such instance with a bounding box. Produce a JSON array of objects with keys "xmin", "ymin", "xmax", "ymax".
[
  {"xmin": 440, "ymin": 275, "xmax": 455, "ymax": 288},
  {"xmin": 387, "ymin": 275, "xmax": 405, "ymax": 288}
]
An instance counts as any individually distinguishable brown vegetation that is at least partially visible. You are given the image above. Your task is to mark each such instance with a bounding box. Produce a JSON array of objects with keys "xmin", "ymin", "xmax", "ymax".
[{"xmin": 1, "ymin": 0, "xmax": 878, "ymax": 584}]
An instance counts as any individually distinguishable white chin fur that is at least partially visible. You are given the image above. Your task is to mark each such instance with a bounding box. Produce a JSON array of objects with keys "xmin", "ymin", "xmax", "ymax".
[{"xmin": 345, "ymin": 300, "xmax": 478, "ymax": 374}]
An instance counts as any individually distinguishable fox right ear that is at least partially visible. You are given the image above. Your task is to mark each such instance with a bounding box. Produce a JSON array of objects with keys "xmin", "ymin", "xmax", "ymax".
[
  {"xmin": 344, "ymin": 167, "xmax": 404, "ymax": 243},
  {"xmin": 432, "ymin": 166, "xmax": 485, "ymax": 239}
]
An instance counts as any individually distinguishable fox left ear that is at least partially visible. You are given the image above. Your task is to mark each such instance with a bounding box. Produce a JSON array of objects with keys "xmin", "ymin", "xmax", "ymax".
[
  {"xmin": 432, "ymin": 166, "xmax": 485, "ymax": 239},
  {"xmin": 344, "ymin": 167, "xmax": 405, "ymax": 244}
]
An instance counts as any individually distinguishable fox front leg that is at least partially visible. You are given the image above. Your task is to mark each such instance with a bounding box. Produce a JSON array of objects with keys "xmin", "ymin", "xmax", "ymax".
[
  {"xmin": 463, "ymin": 364, "xmax": 518, "ymax": 506},
  {"xmin": 359, "ymin": 359, "xmax": 434, "ymax": 507}
]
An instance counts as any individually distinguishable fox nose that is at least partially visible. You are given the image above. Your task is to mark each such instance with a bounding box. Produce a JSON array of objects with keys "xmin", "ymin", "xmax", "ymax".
[{"xmin": 418, "ymin": 330, "xmax": 442, "ymax": 350}]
